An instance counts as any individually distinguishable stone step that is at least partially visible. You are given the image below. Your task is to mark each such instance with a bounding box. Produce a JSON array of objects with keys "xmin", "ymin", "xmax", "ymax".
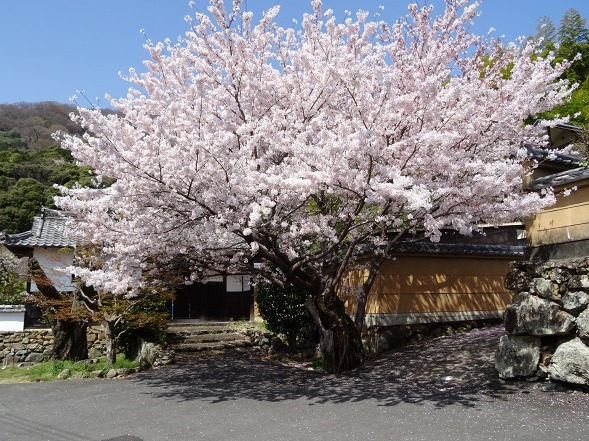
[
  {"xmin": 166, "ymin": 321, "xmax": 253, "ymax": 334},
  {"xmin": 166, "ymin": 321, "xmax": 263, "ymax": 354},
  {"xmin": 172, "ymin": 340, "xmax": 253, "ymax": 353},
  {"xmin": 167, "ymin": 321, "xmax": 230, "ymax": 328},
  {"xmin": 181, "ymin": 332, "xmax": 249, "ymax": 344}
]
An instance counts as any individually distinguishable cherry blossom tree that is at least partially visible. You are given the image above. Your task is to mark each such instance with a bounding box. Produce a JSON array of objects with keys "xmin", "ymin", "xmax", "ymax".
[{"xmin": 57, "ymin": 0, "xmax": 572, "ymax": 372}]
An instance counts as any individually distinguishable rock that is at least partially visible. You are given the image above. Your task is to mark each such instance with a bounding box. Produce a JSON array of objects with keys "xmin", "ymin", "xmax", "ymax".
[
  {"xmin": 25, "ymin": 352, "xmax": 45, "ymax": 364},
  {"xmin": 505, "ymin": 270, "xmax": 532, "ymax": 292},
  {"xmin": 547, "ymin": 267, "xmax": 571, "ymax": 284},
  {"xmin": 259, "ymin": 337, "xmax": 270, "ymax": 347},
  {"xmin": 504, "ymin": 295, "xmax": 575, "ymax": 336},
  {"xmin": 495, "ymin": 335, "xmax": 541, "ymax": 379},
  {"xmin": 568, "ymin": 275, "xmax": 589, "ymax": 290},
  {"xmin": 88, "ymin": 348, "xmax": 103, "ymax": 358},
  {"xmin": 136, "ymin": 341, "xmax": 173, "ymax": 369},
  {"xmin": 561, "ymin": 291, "xmax": 589, "ymax": 315},
  {"xmin": 115, "ymin": 368, "xmax": 132, "ymax": 377},
  {"xmin": 576, "ymin": 309, "xmax": 589, "ymax": 342},
  {"xmin": 270, "ymin": 336, "xmax": 288, "ymax": 351},
  {"xmin": 91, "ymin": 370, "xmax": 104, "ymax": 378},
  {"xmin": 530, "ymin": 278, "xmax": 560, "ymax": 301},
  {"xmin": 548, "ymin": 338, "xmax": 589, "ymax": 387},
  {"xmin": 511, "ymin": 292, "xmax": 529, "ymax": 304},
  {"xmin": 57, "ymin": 369, "xmax": 71, "ymax": 380},
  {"xmin": 72, "ymin": 372, "xmax": 86, "ymax": 379},
  {"xmin": 153, "ymin": 353, "xmax": 174, "ymax": 367},
  {"xmin": 106, "ymin": 369, "xmax": 119, "ymax": 379},
  {"xmin": 137, "ymin": 341, "xmax": 158, "ymax": 369}
]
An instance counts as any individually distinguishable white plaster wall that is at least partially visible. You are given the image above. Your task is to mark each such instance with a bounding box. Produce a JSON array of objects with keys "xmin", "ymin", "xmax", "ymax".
[
  {"xmin": 29, "ymin": 248, "xmax": 75, "ymax": 292},
  {"xmin": 0, "ymin": 309, "xmax": 25, "ymax": 332}
]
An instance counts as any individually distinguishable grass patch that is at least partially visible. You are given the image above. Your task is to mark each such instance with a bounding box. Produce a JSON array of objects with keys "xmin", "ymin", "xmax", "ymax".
[
  {"xmin": 305, "ymin": 358, "xmax": 325, "ymax": 372},
  {"xmin": 0, "ymin": 354, "xmax": 139, "ymax": 384}
]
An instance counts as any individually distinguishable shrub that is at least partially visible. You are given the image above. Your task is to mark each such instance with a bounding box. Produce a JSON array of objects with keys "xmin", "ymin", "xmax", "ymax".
[{"xmin": 255, "ymin": 281, "xmax": 315, "ymax": 350}]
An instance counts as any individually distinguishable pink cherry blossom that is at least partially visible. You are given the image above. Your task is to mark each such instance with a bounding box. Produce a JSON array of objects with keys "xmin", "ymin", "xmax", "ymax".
[{"xmin": 55, "ymin": 0, "xmax": 572, "ymax": 372}]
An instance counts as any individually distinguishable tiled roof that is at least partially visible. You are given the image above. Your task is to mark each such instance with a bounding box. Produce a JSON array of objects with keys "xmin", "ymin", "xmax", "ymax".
[
  {"xmin": 394, "ymin": 242, "xmax": 524, "ymax": 257},
  {"xmin": 2, "ymin": 208, "xmax": 75, "ymax": 248},
  {"xmin": 525, "ymin": 145, "xmax": 584, "ymax": 167},
  {"xmin": 527, "ymin": 166, "xmax": 589, "ymax": 191}
]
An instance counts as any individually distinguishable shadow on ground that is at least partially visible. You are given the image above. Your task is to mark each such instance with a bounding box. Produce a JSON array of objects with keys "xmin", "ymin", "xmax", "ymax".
[{"xmin": 133, "ymin": 326, "xmax": 561, "ymax": 408}]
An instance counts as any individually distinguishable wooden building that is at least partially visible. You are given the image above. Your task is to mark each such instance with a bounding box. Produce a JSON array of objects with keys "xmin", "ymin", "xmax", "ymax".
[
  {"xmin": 341, "ymin": 228, "xmax": 525, "ymax": 328},
  {"xmin": 525, "ymin": 165, "xmax": 589, "ymax": 260}
]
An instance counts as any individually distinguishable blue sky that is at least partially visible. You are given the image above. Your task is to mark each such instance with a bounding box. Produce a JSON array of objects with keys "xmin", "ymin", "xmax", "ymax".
[{"xmin": 2, "ymin": 0, "xmax": 588, "ymax": 107}]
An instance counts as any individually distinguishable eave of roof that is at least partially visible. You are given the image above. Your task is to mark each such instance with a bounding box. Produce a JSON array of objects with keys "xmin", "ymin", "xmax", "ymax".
[
  {"xmin": 525, "ymin": 145, "xmax": 584, "ymax": 167},
  {"xmin": 528, "ymin": 166, "xmax": 589, "ymax": 191},
  {"xmin": 393, "ymin": 242, "xmax": 524, "ymax": 257},
  {"xmin": 2, "ymin": 209, "xmax": 75, "ymax": 248}
]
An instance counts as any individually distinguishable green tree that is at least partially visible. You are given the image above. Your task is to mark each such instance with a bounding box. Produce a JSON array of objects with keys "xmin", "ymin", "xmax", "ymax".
[
  {"xmin": 0, "ymin": 145, "xmax": 106, "ymax": 233},
  {"xmin": 535, "ymin": 16, "xmax": 557, "ymax": 53},
  {"xmin": 535, "ymin": 9, "xmax": 589, "ymax": 127},
  {"xmin": 558, "ymin": 9, "xmax": 589, "ymax": 85},
  {"xmin": 0, "ymin": 178, "xmax": 51, "ymax": 233}
]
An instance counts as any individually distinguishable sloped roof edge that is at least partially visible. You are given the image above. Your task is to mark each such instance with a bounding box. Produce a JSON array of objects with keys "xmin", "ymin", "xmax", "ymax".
[
  {"xmin": 2, "ymin": 207, "xmax": 76, "ymax": 248},
  {"xmin": 528, "ymin": 166, "xmax": 589, "ymax": 191}
]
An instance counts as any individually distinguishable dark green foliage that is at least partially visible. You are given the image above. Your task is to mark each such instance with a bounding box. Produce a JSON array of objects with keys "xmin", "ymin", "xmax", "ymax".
[
  {"xmin": 0, "ymin": 102, "xmax": 116, "ymax": 234},
  {"xmin": 0, "ymin": 131, "xmax": 27, "ymax": 150},
  {"xmin": 255, "ymin": 281, "xmax": 314, "ymax": 349},
  {"xmin": 534, "ymin": 9, "xmax": 589, "ymax": 127},
  {"xmin": 0, "ymin": 178, "xmax": 53, "ymax": 234}
]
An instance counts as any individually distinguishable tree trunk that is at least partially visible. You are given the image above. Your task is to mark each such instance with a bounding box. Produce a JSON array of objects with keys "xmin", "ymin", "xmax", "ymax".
[
  {"xmin": 50, "ymin": 320, "xmax": 88, "ymax": 361},
  {"xmin": 305, "ymin": 294, "xmax": 364, "ymax": 374},
  {"xmin": 103, "ymin": 318, "xmax": 117, "ymax": 366},
  {"xmin": 29, "ymin": 258, "xmax": 89, "ymax": 361}
]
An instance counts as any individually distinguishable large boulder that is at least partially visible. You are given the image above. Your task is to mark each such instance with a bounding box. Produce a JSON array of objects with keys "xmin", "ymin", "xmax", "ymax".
[
  {"xmin": 495, "ymin": 335, "xmax": 541, "ymax": 379},
  {"xmin": 504, "ymin": 295, "xmax": 575, "ymax": 336},
  {"xmin": 136, "ymin": 340, "xmax": 175, "ymax": 369},
  {"xmin": 548, "ymin": 338, "xmax": 589, "ymax": 386}
]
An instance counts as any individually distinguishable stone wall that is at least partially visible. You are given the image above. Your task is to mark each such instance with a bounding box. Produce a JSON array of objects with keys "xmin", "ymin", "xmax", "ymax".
[
  {"xmin": 495, "ymin": 257, "xmax": 589, "ymax": 387},
  {"xmin": 0, "ymin": 326, "xmax": 106, "ymax": 366}
]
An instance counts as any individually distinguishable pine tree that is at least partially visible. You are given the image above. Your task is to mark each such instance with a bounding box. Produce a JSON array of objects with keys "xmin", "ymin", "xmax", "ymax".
[
  {"xmin": 535, "ymin": 16, "xmax": 557, "ymax": 52},
  {"xmin": 558, "ymin": 9, "xmax": 589, "ymax": 84}
]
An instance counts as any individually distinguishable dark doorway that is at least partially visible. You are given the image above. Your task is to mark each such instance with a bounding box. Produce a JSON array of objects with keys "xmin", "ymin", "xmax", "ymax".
[{"xmin": 172, "ymin": 279, "xmax": 252, "ymax": 321}]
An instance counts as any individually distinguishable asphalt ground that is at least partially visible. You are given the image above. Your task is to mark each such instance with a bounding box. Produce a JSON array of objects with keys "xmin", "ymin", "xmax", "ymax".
[{"xmin": 1, "ymin": 326, "xmax": 588, "ymax": 441}]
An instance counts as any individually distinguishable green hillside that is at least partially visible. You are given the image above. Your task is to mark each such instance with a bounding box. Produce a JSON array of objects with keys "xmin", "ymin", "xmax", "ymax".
[{"xmin": 0, "ymin": 102, "xmax": 108, "ymax": 234}]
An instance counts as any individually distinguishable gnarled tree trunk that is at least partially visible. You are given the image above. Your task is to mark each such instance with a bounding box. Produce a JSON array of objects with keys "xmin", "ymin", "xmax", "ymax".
[
  {"xmin": 306, "ymin": 293, "xmax": 364, "ymax": 373},
  {"xmin": 29, "ymin": 258, "xmax": 88, "ymax": 360},
  {"xmin": 50, "ymin": 320, "xmax": 88, "ymax": 360},
  {"xmin": 103, "ymin": 316, "xmax": 118, "ymax": 366}
]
